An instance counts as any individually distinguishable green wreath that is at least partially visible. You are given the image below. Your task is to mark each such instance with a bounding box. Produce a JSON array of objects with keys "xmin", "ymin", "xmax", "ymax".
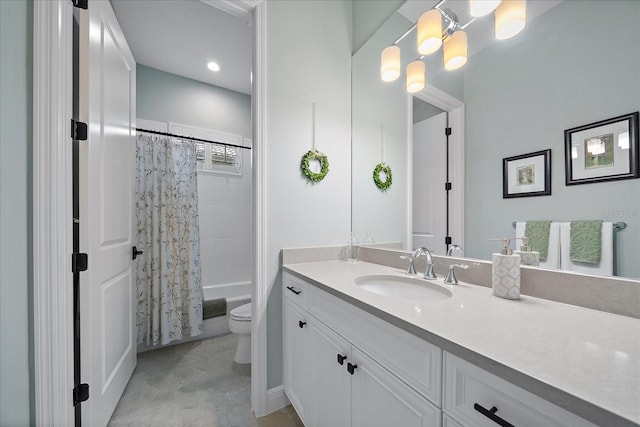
[
  {"xmin": 301, "ymin": 149, "xmax": 329, "ymax": 183},
  {"xmin": 373, "ymin": 163, "xmax": 392, "ymax": 191}
]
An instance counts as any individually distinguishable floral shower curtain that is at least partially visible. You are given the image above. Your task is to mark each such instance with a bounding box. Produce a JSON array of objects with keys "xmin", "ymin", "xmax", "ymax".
[{"xmin": 135, "ymin": 133, "xmax": 203, "ymax": 346}]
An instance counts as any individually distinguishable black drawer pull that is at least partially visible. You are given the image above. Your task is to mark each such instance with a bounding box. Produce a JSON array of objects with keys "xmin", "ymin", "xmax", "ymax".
[
  {"xmin": 298, "ymin": 320, "xmax": 306, "ymax": 328},
  {"xmin": 286, "ymin": 286, "xmax": 301, "ymax": 295},
  {"xmin": 473, "ymin": 404, "xmax": 515, "ymax": 427},
  {"xmin": 347, "ymin": 362, "xmax": 358, "ymax": 375},
  {"xmin": 337, "ymin": 353, "xmax": 347, "ymax": 365}
]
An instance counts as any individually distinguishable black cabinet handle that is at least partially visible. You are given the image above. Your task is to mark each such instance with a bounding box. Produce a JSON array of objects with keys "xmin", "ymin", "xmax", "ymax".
[
  {"xmin": 132, "ymin": 246, "xmax": 144, "ymax": 260},
  {"xmin": 286, "ymin": 286, "xmax": 301, "ymax": 295},
  {"xmin": 298, "ymin": 320, "xmax": 306, "ymax": 328},
  {"xmin": 473, "ymin": 404, "xmax": 515, "ymax": 427},
  {"xmin": 347, "ymin": 362, "xmax": 358, "ymax": 375},
  {"xmin": 337, "ymin": 353, "xmax": 347, "ymax": 365}
]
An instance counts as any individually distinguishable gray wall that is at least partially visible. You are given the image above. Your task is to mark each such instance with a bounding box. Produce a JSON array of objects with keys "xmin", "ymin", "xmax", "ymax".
[
  {"xmin": 464, "ymin": 1, "xmax": 640, "ymax": 278},
  {"xmin": 352, "ymin": 0, "xmax": 404, "ymax": 54},
  {"xmin": 265, "ymin": 0, "xmax": 352, "ymax": 388},
  {"xmin": 0, "ymin": 0, "xmax": 33, "ymax": 425},
  {"xmin": 137, "ymin": 64, "xmax": 251, "ymax": 137}
]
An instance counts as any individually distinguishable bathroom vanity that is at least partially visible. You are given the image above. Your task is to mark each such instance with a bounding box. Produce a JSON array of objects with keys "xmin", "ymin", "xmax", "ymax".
[{"xmin": 281, "ymin": 259, "xmax": 639, "ymax": 427}]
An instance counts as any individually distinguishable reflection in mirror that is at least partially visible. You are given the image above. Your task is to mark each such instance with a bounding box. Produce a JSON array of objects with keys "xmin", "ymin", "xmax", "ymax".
[{"xmin": 352, "ymin": 0, "xmax": 640, "ymax": 279}]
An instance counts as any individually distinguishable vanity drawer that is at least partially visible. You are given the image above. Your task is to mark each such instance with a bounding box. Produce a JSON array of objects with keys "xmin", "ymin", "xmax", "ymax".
[
  {"xmin": 283, "ymin": 272, "xmax": 309, "ymax": 310},
  {"xmin": 309, "ymin": 284, "xmax": 442, "ymax": 407},
  {"xmin": 443, "ymin": 352, "xmax": 596, "ymax": 427}
]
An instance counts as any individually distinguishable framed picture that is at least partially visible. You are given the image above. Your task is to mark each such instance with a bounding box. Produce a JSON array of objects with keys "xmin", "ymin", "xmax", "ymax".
[
  {"xmin": 503, "ymin": 149, "xmax": 551, "ymax": 198},
  {"xmin": 564, "ymin": 112, "xmax": 639, "ymax": 185}
]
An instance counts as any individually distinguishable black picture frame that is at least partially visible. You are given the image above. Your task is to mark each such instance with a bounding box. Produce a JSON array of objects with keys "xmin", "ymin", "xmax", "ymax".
[
  {"xmin": 502, "ymin": 149, "xmax": 551, "ymax": 199},
  {"xmin": 564, "ymin": 112, "xmax": 639, "ymax": 185}
]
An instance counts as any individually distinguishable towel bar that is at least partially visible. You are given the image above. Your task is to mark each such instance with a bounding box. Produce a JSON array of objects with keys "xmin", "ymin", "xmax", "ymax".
[{"xmin": 511, "ymin": 221, "xmax": 627, "ymax": 230}]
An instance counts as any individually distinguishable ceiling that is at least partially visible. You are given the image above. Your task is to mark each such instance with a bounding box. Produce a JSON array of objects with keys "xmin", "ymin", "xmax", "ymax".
[
  {"xmin": 111, "ymin": 0, "xmax": 253, "ymax": 95},
  {"xmin": 398, "ymin": 0, "xmax": 563, "ymax": 58}
]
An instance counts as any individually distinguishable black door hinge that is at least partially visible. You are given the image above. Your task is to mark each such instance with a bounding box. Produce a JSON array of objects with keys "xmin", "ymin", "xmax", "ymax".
[
  {"xmin": 72, "ymin": 253, "xmax": 88, "ymax": 273},
  {"xmin": 71, "ymin": 119, "xmax": 88, "ymax": 141},
  {"xmin": 445, "ymin": 182, "xmax": 452, "ymax": 191},
  {"xmin": 445, "ymin": 236, "xmax": 452, "ymax": 245},
  {"xmin": 73, "ymin": 383, "xmax": 89, "ymax": 405},
  {"xmin": 71, "ymin": 0, "xmax": 88, "ymax": 10},
  {"xmin": 445, "ymin": 127, "xmax": 452, "ymax": 136}
]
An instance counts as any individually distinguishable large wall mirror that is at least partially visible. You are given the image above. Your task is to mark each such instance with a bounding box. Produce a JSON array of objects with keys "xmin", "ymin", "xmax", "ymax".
[{"xmin": 352, "ymin": 0, "xmax": 640, "ymax": 279}]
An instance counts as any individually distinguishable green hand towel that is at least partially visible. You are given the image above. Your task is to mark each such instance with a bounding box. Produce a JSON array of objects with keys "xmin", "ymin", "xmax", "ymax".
[
  {"xmin": 570, "ymin": 220, "xmax": 602, "ymax": 264},
  {"xmin": 524, "ymin": 221, "xmax": 551, "ymax": 261}
]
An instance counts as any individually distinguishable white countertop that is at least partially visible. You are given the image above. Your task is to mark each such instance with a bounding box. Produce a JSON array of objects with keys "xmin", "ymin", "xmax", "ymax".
[{"xmin": 282, "ymin": 260, "xmax": 640, "ymax": 427}]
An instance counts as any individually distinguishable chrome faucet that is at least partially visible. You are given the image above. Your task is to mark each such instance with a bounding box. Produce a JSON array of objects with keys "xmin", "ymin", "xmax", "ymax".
[
  {"xmin": 444, "ymin": 264, "xmax": 469, "ymax": 285},
  {"xmin": 403, "ymin": 247, "xmax": 437, "ymax": 280}
]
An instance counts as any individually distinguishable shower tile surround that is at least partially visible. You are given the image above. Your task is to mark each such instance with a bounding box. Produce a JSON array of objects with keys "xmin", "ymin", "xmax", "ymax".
[{"xmin": 280, "ymin": 245, "xmax": 640, "ymax": 426}]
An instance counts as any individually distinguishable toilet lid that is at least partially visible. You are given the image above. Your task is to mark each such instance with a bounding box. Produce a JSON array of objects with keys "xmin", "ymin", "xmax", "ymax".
[{"xmin": 230, "ymin": 302, "xmax": 252, "ymax": 320}]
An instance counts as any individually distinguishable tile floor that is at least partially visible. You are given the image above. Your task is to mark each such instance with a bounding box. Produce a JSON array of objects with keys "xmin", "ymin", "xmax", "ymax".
[{"xmin": 108, "ymin": 334, "xmax": 303, "ymax": 427}]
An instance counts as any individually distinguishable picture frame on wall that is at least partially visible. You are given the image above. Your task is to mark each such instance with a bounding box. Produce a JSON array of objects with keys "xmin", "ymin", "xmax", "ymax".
[
  {"xmin": 503, "ymin": 149, "xmax": 551, "ymax": 198},
  {"xmin": 564, "ymin": 112, "xmax": 639, "ymax": 185}
]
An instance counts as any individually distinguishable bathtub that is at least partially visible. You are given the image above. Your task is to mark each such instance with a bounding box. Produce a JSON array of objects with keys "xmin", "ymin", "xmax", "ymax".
[{"xmin": 137, "ymin": 281, "xmax": 252, "ymax": 353}]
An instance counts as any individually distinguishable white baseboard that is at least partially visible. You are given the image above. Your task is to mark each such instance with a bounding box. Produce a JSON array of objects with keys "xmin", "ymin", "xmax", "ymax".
[{"xmin": 264, "ymin": 385, "xmax": 290, "ymax": 415}]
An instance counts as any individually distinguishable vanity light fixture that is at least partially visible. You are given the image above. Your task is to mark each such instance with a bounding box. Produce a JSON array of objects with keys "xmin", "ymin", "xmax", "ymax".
[
  {"xmin": 417, "ymin": 9, "xmax": 443, "ymax": 55},
  {"xmin": 470, "ymin": 0, "xmax": 502, "ymax": 18},
  {"xmin": 443, "ymin": 30, "xmax": 468, "ymax": 71},
  {"xmin": 495, "ymin": 0, "xmax": 527, "ymax": 40},
  {"xmin": 381, "ymin": 46, "xmax": 401, "ymax": 82},
  {"xmin": 207, "ymin": 61, "xmax": 220, "ymax": 72},
  {"xmin": 406, "ymin": 60, "xmax": 425, "ymax": 93},
  {"xmin": 380, "ymin": 0, "xmax": 527, "ymax": 92}
]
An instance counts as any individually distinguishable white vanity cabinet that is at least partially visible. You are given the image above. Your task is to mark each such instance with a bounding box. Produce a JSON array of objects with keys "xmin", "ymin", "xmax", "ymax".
[
  {"xmin": 443, "ymin": 352, "xmax": 596, "ymax": 427},
  {"xmin": 282, "ymin": 274, "xmax": 309, "ymax": 422},
  {"xmin": 283, "ymin": 272, "xmax": 441, "ymax": 427}
]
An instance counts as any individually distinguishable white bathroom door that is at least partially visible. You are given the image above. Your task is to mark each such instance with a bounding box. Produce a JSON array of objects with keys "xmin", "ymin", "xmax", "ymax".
[
  {"xmin": 412, "ymin": 112, "xmax": 448, "ymax": 254},
  {"xmin": 78, "ymin": 1, "xmax": 137, "ymax": 425}
]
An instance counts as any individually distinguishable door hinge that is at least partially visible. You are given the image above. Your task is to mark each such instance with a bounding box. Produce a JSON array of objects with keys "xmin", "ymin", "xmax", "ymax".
[
  {"xmin": 71, "ymin": 0, "xmax": 88, "ymax": 10},
  {"xmin": 71, "ymin": 119, "xmax": 88, "ymax": 141},
  {"xmin": 73, "ymin": 383, "xmax": 89, "ymax": 405},
  {"xmin": 72, "ymin": 253, "xmax": 88, "ymax": 273},
  {"xmin": 445, "ymin": 236, "xmax": 452, "ymax": 245},
  {"xmin": 445, "ymin": 127, "xmax": 452, "ymax": 136},
  {"xmin": 445, "ymin": 182, "xmax": 452, "ymax": 191}
]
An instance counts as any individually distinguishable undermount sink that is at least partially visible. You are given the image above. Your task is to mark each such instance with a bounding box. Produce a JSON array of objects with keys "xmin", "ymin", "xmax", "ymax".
[{"xmin": 354, "ymin": 275, "xmax": 452, "ymax": 301}]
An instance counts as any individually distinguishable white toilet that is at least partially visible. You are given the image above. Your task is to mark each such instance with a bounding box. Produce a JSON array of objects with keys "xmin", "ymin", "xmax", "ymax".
[{"xmin": 228, "ymin": 302, "xmax": 252, "ymax": 364}]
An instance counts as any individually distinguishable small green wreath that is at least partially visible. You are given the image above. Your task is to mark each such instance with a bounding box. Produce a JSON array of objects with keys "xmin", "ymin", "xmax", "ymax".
[
  {"xmin": 373, "ymin": 162, "xmax": 392, "ymax": 191},
  {"xmin": 301, "ymin": 149, "xmax": 329, "ymax": 183}
]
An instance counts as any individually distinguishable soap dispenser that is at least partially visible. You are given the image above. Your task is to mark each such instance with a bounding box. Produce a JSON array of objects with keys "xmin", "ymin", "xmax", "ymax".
[
  {"xmin": 513, "ymin": 236, "xmax": 540, "ymax": 267},
  {"xmin": 490, "ymin": 238, "xmax": 521, "ymax": 300}
]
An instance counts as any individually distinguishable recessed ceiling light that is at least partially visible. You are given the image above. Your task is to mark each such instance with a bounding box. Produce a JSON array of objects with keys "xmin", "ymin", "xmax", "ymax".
[{"xmin": 207, "ymin": 61, "xmax": 220, "ymax": 72}]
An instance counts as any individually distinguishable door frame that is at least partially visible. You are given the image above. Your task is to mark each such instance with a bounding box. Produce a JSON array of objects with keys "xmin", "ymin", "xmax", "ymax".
[
  {"xmin": 32, "ymin": 0, "xmax": 271, "ymax": 423},
  {"xmin": 412, "ymin": 85, "xmax": 466, "ymax": 250}
]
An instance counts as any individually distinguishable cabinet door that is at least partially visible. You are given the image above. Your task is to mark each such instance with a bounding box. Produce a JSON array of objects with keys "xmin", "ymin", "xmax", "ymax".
[
  {"xmin": 283, "ymin": 300, "xmax": 308, "ymax": 422},
  {"xmin": 351, "ymin": 347, "xmax": 441, "ymax": 427},
  {"xmin": 307, "ymin": 318, "xmax": 351, "ymax": 427}
]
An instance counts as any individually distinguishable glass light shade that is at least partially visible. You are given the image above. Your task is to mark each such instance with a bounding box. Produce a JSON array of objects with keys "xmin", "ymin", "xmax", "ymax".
[
  {"xmin": 417, "ymin": 10, "xmax": 442, "ymax": 55},
  {"xmin": 443, "ymin": 31, "xmax": 468, "ymax": 71},
  {"xmin": 406, "ymin": 61, "xmax": 425, "ymax": 93},
  {"xmin": 495, "ymin": 0, "xmax": 526, "ymax": 40},
  {"xmin": 470, "ymin": 0, "xmax": 502, "ymax": 17},
  {"xmin": 380, "ymin": 46, "xmax": 401, "ymax": 82}
]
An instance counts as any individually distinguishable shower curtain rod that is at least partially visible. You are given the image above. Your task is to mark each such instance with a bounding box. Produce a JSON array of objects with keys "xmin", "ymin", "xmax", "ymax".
[{"xmin": 136, "ymin": 128, "xmax": 252, "ymax": 150}]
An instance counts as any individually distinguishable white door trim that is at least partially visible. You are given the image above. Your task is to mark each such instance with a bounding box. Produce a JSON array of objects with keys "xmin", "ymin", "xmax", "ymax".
[
  {"xmin": 35, "ymin": 1, "xmax": 270, "ymax": 423},
  {"xmin": 33, "ymin": 0, "xmax": 75, "ymax": 425},
  {"xmin": 414, "ymin": 86, "xmax": 466, "ymax": 249},
  {"xmin": 251, "ymin": 1, "xmax": 269, "ymax": 417}
]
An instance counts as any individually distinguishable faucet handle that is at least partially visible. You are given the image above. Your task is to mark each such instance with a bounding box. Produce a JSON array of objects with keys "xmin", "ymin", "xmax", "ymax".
[
  {"xmin": 400, "ymin": 255, "xmax": 417, "ymax": 276},
  {"xmin": 444, "ymin": 264, "xmax": 469, "ymax": 285}
]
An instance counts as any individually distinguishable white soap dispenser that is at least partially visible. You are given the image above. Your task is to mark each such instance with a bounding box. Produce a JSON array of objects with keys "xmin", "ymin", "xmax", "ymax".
[
  {"xmin": 513, "ymin": 236, "xmax": 540, "ymax": 267},
  {"xmin": 490, "ymin": 238, "xmax": 521, "ymax": 300}
]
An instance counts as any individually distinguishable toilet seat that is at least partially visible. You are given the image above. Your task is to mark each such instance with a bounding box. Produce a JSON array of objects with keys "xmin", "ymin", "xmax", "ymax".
[{"xmin": 230, "ymin": 303, "xmax": 252, "ymax": 322}]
